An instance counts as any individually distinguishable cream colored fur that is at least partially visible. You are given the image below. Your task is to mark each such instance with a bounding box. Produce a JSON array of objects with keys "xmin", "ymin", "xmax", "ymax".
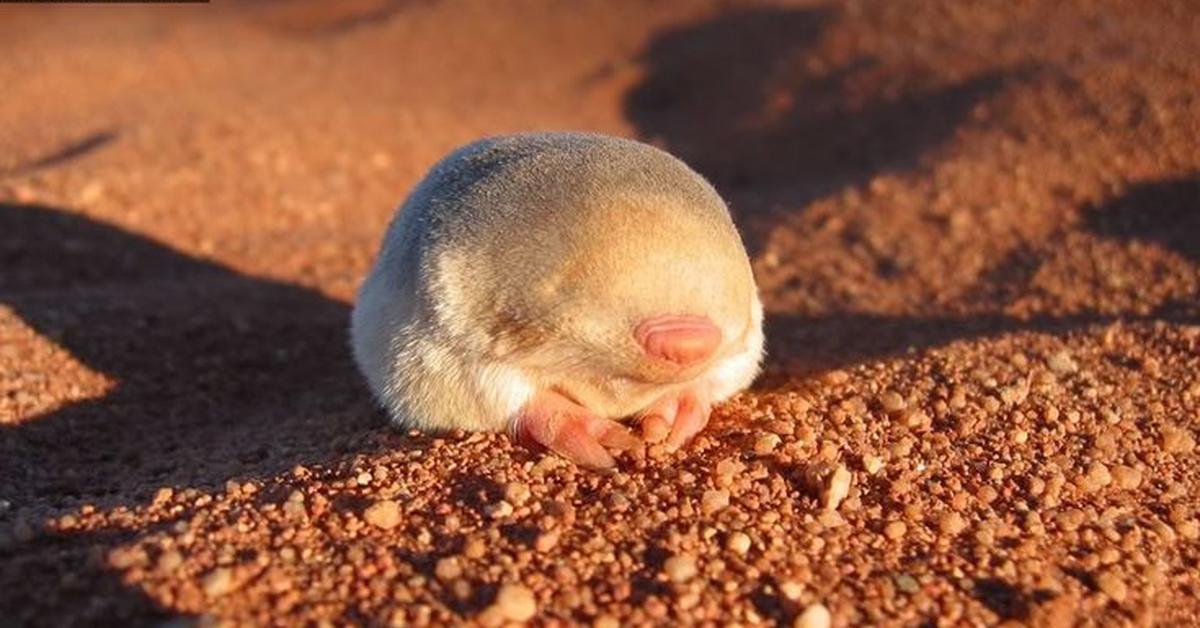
[{"xmin": 350, "ymin": 132, "xmax": 764, "ymax": 432}]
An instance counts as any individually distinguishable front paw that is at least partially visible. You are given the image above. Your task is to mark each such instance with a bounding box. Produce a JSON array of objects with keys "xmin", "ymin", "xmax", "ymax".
[
  {"xmin": 512, "ymin": 389, "xmax": 640, "ymax": 470},
  {"xmin": 637, "ymin": 387, "xmax": 712, "ymax": 453}
]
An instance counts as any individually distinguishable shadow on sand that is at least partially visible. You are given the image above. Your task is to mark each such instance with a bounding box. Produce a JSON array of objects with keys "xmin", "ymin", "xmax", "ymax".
[
  {"xmin": 0, "ymin": 202, "xmax": 382, "ymax": 622},
  {"xmin": 624, "ymin": 6, "xmax": 1014, "ymax": 257},
  {"xmin": 625, "ymin": 5, "xmax": 1197, "ymax": 380}
]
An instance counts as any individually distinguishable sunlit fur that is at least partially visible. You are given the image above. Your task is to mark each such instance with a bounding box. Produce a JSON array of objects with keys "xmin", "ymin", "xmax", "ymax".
[{"xmin": 351, "ymin": 132, "xmax": 764, "ymax": 433}]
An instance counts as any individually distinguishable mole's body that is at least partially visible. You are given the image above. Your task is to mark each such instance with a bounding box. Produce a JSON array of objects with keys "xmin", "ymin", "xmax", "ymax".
[{"xmin": 351, "ymin": 132, "xmax": 763, "ymax": 468}]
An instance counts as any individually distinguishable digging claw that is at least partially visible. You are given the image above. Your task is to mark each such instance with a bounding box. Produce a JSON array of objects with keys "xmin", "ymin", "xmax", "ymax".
[{"xmin": 514, "ymin": 390, "xmax": 638, "ymax": 470}]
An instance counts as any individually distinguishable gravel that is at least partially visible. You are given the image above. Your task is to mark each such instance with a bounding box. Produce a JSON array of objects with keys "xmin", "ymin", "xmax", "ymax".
[
  {"xmin": 363, "ymin": 500, "xmax": 402, "ymax": 530},
  {"xmin": 2, "ymin": 1, "xmax": 1199, "ymax": 626}
]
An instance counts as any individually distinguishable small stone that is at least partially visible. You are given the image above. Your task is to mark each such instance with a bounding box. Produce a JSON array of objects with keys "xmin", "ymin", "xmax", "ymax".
[
  {"xmin": 356, "ymin": 472, "xmax": 372, "ymax": 486},
  {"xmin": 492, "ymin": 583, "xmax": 537, "ymax": 622},
  {"xmin": 504, "ymin": 482, "xmax": 531, "ymax": 506},
  {"xmin": 1096, "ymin": 571, "xmax": 1127, "ymax": 602},
  {"xmin": 894, "ymin": 573, "xmax": 920, "ymax": 594},
  {"xmin": 726, "ymin": 531, "xmax": 751, "ymax": 555},
  {"xmin": 794, "ymin": 603, "xmax": 831, "ymax": 628},
  {"xmin": 862, "ymin": 455, "xmax": 884, "ymax": 475},
  {"xmin": 364, "ymin": 500, "xmax": 402, "ymax": 530},
  {"xmin": 593, "ymin": 615, "xmax": 620, "ymax": 628},
  {"xmin": 157, "ymin": 550, "xmax": 183, "ymax": 573},
  {"xmin": 463, "ymin": 537, "xmax": 487, "ymax": 559},
  {"xmin": 1056, "ymin": 509, "xmax": 1085, "ymax": 532},
  {"xmin": 1075, "ymin": 462, "xmax": 1112, "ymax": 493},
  {"xmin": 779, "ymin": 580, "xmax": 804, "ymax": 601},
  {"xmin": 939, "ymin": 512, "xmax": 966, "ymax": 536},
  {"xmin": 484, "ymin": 500, "xmax": 514, "ymax": 519},
  {"xmin": 663, "ymin": 554, "xmax": 698, "ymax": 583},
  {"xmin": 107, "ymin": 547, "xmax": 145, "ymax": 570},
  {"xmin": 1162, "ymin": 425, "xmax": 1196, "ymax": 454},
  {"xmin": 701, "ymin": 489, "xmax": 730, "ymax": 515},
  {"xmin": 202, "ymin": 567, "xmax": 235, "ymax": 597},
  {"xmin": 1111, "ymin": 465, "xmax": 1142, "ymax": 490},
  {"xmin": 715, "ymin": 457, "xmax": 743, "ymax": 479},
  {"xmin": 823, "ymin": 465, "xmax": 852, "ymax": 511},
  {"xmin": 754, "ymin": 433, "xmax": 781, "ymax": 455},
  {"xmin": 534, "ymin": 531, "xmax": 559, "ymax": 552},
  {"xmin": 879, "ymin": 391, "xmax": 907, "ymax": 415},
  {"xmin": 884, "ymin": 521, "xmax": 907, "ymax": 540},
  {"xmin": 1048, "ymin": 351, "xmax": 1078, "ymax": 374},
  {"xmin": 152, "ymin": 487, "xmax": 174, "ymax": 506},
  {"xmin": 903, "ymin": 409, "xmax": 931, "ymax": 431},
  {"xmin": 435, "ymin": 557, "xmax": 462, "ymax": 581},
  {"xmin": 283, "ymin": 492, "xmax": 307, "ymax": 519}
]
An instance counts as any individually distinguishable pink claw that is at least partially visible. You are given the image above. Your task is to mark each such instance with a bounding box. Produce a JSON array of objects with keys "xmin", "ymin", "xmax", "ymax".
[
  {"xmin": 514, "ymin": 389, "xmax": 640, "ymax": 470},
  {"xmin": 638, "ymin": 387, "xmax": 712, "ymax": 453}
]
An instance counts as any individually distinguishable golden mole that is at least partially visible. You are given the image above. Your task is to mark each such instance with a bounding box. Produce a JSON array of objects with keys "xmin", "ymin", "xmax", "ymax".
[{"xmin": 351, "ymin": 132, "xmax": 764, "ymax": 468}]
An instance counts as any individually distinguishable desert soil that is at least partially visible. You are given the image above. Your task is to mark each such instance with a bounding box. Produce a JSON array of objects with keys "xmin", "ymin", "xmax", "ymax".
[{"xmin": 1, "ymin": 1, "xmax": 1198, "ymax": 626}]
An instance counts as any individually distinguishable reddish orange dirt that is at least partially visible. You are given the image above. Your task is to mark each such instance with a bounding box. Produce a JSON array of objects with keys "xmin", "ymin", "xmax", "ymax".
[{"xmin": 1, "ymin": 1, "xmax": 1198, "ymax": 626}]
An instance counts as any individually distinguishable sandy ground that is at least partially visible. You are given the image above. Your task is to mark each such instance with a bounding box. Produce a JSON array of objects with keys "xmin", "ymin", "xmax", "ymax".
[{"xmin": 1, "ymin": 0, "xmax": 1198, "ymax": 625}]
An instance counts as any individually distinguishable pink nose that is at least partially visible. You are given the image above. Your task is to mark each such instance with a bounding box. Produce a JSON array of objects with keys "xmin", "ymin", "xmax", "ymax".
[{"xmin": 634, "ymin": 314, "xmax": 722, "ymax": 367}]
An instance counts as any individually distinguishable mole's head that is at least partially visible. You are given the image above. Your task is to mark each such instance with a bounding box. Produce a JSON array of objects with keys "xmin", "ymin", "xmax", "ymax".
[{"xmin": 499, "ymin": 187, "xmax": 760, "ymax": 416}]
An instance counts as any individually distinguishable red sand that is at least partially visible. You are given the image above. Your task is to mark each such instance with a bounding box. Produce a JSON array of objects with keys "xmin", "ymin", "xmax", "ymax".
[{"xmin": 1, "ymin": 1, "xmax": 1198, "ymax": 625}]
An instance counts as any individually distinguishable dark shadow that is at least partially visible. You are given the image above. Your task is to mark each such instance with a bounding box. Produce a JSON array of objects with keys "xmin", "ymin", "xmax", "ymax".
[
  {"xmin": 970, "ymin": 577, "xmax": 1056, "ymax": 621},
  {"xmin": 1085, "ymin": 176, "xmax": 1200, "ymax": 263},
  {"xmin": 625, "ymin": 7, "xmax": 1196, "ymax": 373},
  {"xmin": 2, "ymin": 130, "xmax": 118, "ymax": 176},
  {"xmin": 624, "ymin": 6, "xmax": 1014, "ymax": 255},
  {"xmin": 0, "ymin": 203, "xmax": 381, "ymax": 624}
]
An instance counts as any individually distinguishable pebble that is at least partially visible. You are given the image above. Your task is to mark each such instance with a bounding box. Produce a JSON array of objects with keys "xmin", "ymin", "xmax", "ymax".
[
  {"xmin": 823, "ymin": 465, "xmax": 852, "ymax": 511},
  {"xmin": 715, "ymin": 457, "xmax": 744, "ymax": 480},
  {"xmin": 463, "ymin": 537, "xmax": 487, "ymax": 559},
  {"xmin": 663, "ymin": 554, "xmax": 698, "ymax": 583},
  {"xmin": 363, "ymin": 500, "xmax": 402, "ymax": 530},
  {"xmin": 1048, "ymin": 351, "xmax": 1078, "ymax": 374},
  {"xmin": 701, "ymin": 489, "xmax": 731, "ymax": 515},
  {"xmin": 862, "ymin": 455, "xmax": 884, "ymax": 475},
  {"xmin": 434, "ymin": 557, "xmax": 462, "ymax": 581},
  {"xmin": 593, "ymin": 616, "xmax": 620, "ymax": 628},
  {"xmin": 779, "ymin": 580, "xmax": 804, "ymax": 601},
  {"xmin": 939, "ymin": 512, "xmax": 966, "ymax": 536},
  {"xmin": 884, "ymin": 521, "xmax": 907, "ymax": 540},
  {"xmin": 894, "ymin": 573, "xmax": 920, "ymax": 594},
  {"xmin": 504, "ymin": 482, "xmax": 531, "ymax": 506},
  {"xmin": 794, "ymin": 603, "xmax": 831, "ymax": 628},
  {"xmin": 726, "ymin": 531, "xmax": 751, "ymax": 555},
  {"xmin": 157, "ymin": 549, "xmax": 183, "ymax": 573},
  {"xmin": 1162, "ymin": 425, "xmax": 1196, "ymax": 454},
  {"xmin": 879, "ymin": 391, "xmax": 907, "ymax": 414},
  {"xmin": 534, "ymin": 531, "xmax": 559, "ymax": 552},
  {"xmin": 1096, "ymin": 571, "xmax": 1128, "ymax": 602},
  {"xmin": 484, "ymin": 500, "xmax": 514, "ymax": 519},
  {"xmin": 1075, "ymin": 462, "xmax": 1111, "ymax": 493},
  {"xmin": 754, "ymin": 433, "xmax": 781, "ymax": 455},
  {"xmin": 492, "ymin": 584, "xmax": 537, "ymax": 622},
  {"xmin": 152, "ymin": 487, "xmax": 174, "ymax": 506},
  {"xmin": 202, "ymin": 567, "xmax": 235, "ymax": 597},
  {"xmin": 1111, "ymin": 465, "xmax": 1142, "ymax": 490}
]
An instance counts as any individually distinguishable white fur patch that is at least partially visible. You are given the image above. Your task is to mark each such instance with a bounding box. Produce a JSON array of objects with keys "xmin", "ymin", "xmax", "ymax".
[
  {"xmin": 706, "ymin": 295, "xmax": 765, "ymax": 401},
  {"xmin": 476, "ymin": 361, "xmax": 536, "ymax": 425}
]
